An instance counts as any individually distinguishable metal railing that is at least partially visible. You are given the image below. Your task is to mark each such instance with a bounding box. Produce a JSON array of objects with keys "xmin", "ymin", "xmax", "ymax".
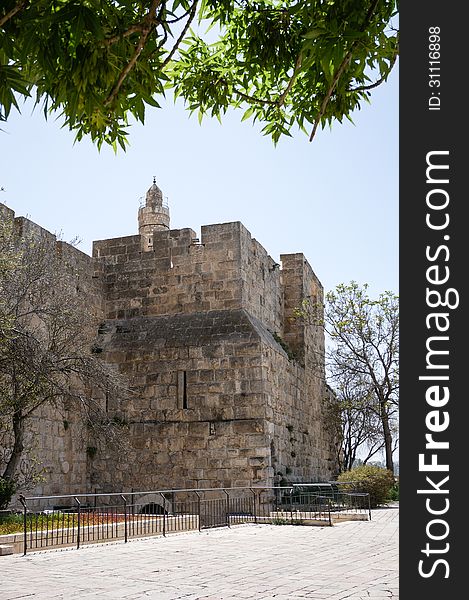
[
  {"xmin": 16, "ymin": 485, "xmax": 370, "ymax": 555},
  {"xmin": 290, "ymin": 482, "xmax": 372, "ymax": 518}
]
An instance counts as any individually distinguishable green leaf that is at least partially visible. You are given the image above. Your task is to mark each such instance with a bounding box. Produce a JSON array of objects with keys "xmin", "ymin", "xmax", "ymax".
[
  {"xmin": 303, "ymin": 28, "xmax": 326, "ymax": 40},
  {"xmin": 241, "ymin": 106, "xmax": 254, "ymax": 121}
]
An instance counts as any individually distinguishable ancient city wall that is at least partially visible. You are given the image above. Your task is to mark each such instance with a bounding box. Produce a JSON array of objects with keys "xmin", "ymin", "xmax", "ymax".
[{"xmin": 0, "ymin": 202, "xmax": 103, "ymax": 497}]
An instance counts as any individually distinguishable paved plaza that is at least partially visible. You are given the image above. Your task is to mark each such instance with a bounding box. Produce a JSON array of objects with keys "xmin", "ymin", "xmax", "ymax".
[{"xmin": 0, "ymin": 506, "xmax": 398, "ymax": 600}]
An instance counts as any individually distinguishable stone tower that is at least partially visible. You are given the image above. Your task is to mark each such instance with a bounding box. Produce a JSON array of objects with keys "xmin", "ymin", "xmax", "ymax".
[
  {"xmin": 138, "ymin": 178, "xmax": 170, "ymax": 251},
  {"xmin": 87, "ymin": 181, "xmax": 340, "ymax": 493}
]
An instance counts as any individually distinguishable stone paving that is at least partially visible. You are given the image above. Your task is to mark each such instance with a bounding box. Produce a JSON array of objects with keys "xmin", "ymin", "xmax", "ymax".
[{"xmin": 0, "ymin": 506, "xmax": 398, "ymax": 600}]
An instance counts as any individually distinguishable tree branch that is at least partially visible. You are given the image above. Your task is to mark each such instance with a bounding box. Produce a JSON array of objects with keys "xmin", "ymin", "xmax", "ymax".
[
  {"xmin": 103, "ymin": 24, "xmax": 149, "ymax": 47},
  {"xmin": 0, "ymin": 0, "xmax": 28, "ymax": 29},
  {"xmin": 309, "ymin": 0, "xmax": 381, "ymax": 142},
  {"xmin": 234, "ymin": 88, "xmax": 277, "ymax": 106},
  {"xmin": 166, "ymin": 4, "xmax": 194, "ymax": 24},
  {"xmin": 104, "ymin": 0, "xmax": 163, "ymax": 108},
  {"xmin": 161, "ymin": 0, "xmax": 198, "ymax": 69},
  {"xmin": 277, "ymin": 52, "xmax": 303, "ymax": 108}
]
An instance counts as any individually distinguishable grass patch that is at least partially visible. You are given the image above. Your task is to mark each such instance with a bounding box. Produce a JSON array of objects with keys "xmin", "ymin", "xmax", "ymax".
[
  {"xmin": 0, "ymin": 513, "xmax": 24, "ymax": 535},
  {"xmin": 0, "ymin": 511, "xmax": 132, "ymax": 535}
]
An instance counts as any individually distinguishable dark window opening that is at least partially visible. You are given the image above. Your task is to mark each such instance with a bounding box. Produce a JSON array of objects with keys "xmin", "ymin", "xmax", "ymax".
[
  {"xmin": 183, "ymin": 370, "xmax": 188, "ymax": 409},
  {"xmin": 177, "ymin": 370, "xmax": 188, "ymax": 409}
]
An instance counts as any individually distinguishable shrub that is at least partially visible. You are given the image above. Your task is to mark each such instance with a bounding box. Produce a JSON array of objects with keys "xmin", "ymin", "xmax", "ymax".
[
  {"xmin": 388, "ymin": 480, "xmax": 399, "ymax": 501},
  {"xmin": 271, "ymin": 518, "xmax": 290, "ymax": 525},
  {"xmin": 0, "ymin": 477, "xmax": 17, "ymax": 510},
  {"xmin": 337, "ymin": 465, "xmax": 395, "ymax": 508}
]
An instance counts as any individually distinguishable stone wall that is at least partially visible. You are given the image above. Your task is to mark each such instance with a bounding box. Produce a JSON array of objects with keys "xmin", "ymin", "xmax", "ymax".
[
  {"xmin": 89, "ymin": 310, "xmax": 273, "ymax": 492},
  {"xmin": 89, "ymin": 308, "xmax": 337, "ymax": 492},
  {"xmin": 93, "ymin": 223, "xmax": 244, "ymax": 319},
  {"xmin": 93, "ymin": 222, "xmax": 291, "ymax": 334}
]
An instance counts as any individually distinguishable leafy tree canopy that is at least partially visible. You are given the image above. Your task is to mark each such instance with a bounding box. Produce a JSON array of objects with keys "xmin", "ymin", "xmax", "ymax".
[{"xmin": 0, "ymin": 0, "xmax": 398, "ymax": 149}]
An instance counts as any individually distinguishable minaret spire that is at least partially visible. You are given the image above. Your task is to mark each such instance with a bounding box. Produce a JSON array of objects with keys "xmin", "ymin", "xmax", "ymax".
[{"xmin": 138, "ymin": 177, "xmax": 170, "ymax": 251}]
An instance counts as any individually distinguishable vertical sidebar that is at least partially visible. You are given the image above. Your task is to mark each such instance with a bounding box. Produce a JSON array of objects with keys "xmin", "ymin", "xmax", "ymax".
[{"xmin": 400, "ymin": 3, "xmax": 467, "ymax": 598}]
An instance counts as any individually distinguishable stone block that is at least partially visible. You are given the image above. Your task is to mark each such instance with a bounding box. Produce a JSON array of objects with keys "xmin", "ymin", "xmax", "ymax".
[
  {"xmin": 188, "ymin": 422, "xmax": 209, "ymax": 436},
  {"xmin": 232, "ymin": 420, "xmax": 264, "ymax": 434}
]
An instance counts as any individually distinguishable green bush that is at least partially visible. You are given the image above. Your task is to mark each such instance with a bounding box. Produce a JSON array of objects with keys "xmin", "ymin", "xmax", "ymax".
[
  {"xmin": 388, "ymin": 480, "xmax": 399, "ymax": 501},
  {"xmin": 271, "ymin": 517, "xmax": 290, "ymax": 525},
  {"xmin": 0, "ymin": 477, "xmax": 17, "ymax": 510},
  {"xmin": 337, "ymin": 465, "xmax": 395, "ymax": 508}
]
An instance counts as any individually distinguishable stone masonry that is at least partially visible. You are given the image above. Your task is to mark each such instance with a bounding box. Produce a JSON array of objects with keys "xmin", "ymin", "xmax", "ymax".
[{"xmin": 0, "ymin": 180, "xmax": 339, "ymax": 498}]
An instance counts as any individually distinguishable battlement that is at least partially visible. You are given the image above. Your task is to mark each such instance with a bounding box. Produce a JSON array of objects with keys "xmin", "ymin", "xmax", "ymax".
[{"xmin": 93, "ymin": 219, "xmax": 323, "ymax": 360}]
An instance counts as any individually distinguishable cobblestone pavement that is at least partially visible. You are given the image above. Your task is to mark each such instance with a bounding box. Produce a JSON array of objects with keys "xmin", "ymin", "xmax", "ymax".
[{"xmin": 0, "ymin": 506, "xmax": 398, "ymax": 600}]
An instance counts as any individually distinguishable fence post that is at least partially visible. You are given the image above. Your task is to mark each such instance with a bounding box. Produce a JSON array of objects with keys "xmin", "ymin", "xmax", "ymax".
[
  {"xmin": 368, "ymin": 494, "xmax": 372, "ymax": 521},
  {"xmin": 159, "ymin": 493, "xmax": 166, "ymax": 537},
  {"xmin": 74, "ymin": 497, "xmax": 81, "ymax": 550},
  {"xmin": 19, "ymin": 495, "xmax": 27, "ymax": 556},
  {"xmin": 195, "ymin": 491, "xmax": 201, "ymax": 532},
  {"xmin": 121, "ymin": 495, "xmax": 128, "ymax": 543},
  {"xmin": 250, "ymin": 488, "xmax": 257, "ymax": 524},
  {"xmin": 328, "ymin": 498, "xmax": 332, "ymax": 526},
  {"xmin": 223, "ymin": 489, "xmax": 230, "ymax": 527},
  {"xmin": 289, "ymin": 488, "xmax": 293, "ymax": 524}
]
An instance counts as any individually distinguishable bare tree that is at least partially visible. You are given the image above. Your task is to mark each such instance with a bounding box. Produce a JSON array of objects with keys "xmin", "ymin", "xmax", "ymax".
[
  {"xmin": 296, "ymin": 282, "xmax": 399, "ymax": 473},
  {"xmin": 333, "ymin": 375, "xmax": 382, "ymax": 472},
  {"xmin": 0, "ymin": 220, "xmax": 129, "ymax": 504}
]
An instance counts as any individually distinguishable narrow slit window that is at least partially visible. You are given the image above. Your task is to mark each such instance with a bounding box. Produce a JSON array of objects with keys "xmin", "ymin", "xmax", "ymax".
[
  {"xmin": 183, "ymin": 371, "xmax": 188, "ymax": 409},
  {"xmin": 177, "ymin": 370, "xmax": 188, "ymax": 409}
]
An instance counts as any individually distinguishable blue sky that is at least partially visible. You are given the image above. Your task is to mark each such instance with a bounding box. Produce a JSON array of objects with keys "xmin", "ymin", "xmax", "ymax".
[{"xmin": 0, "ymin": 64, "xmax": 398, "ymax": 299}]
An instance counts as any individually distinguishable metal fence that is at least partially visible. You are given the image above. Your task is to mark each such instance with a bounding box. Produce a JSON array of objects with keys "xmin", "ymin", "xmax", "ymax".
[{"xmin": 16, "ymin": 484, "xmax": 370, "ymax": 555}]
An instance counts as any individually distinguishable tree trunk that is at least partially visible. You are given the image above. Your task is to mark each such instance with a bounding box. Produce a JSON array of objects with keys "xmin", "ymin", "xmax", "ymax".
[
  {"xmin": 379, "ymin": 402, "xmax": 394, "ymax": 473},
  {"xmin": 2, "ymin": 411, "xmax": 25, "ymax": 481}
]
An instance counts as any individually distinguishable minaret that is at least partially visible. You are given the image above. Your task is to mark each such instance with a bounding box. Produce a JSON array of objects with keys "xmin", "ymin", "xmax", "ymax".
[{"xmin": 138, "ymin": 177, "xmax": 170, "ymax": 251}]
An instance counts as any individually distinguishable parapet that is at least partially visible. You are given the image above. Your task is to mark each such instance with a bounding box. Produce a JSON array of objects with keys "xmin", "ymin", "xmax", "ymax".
[
  {"xmin": 1, "ymin": 202, "xmax": 91, "ymax": 263},
  {"xmin": 93, "ymin": 216, "xmax": 324, "ymax": 366}
]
